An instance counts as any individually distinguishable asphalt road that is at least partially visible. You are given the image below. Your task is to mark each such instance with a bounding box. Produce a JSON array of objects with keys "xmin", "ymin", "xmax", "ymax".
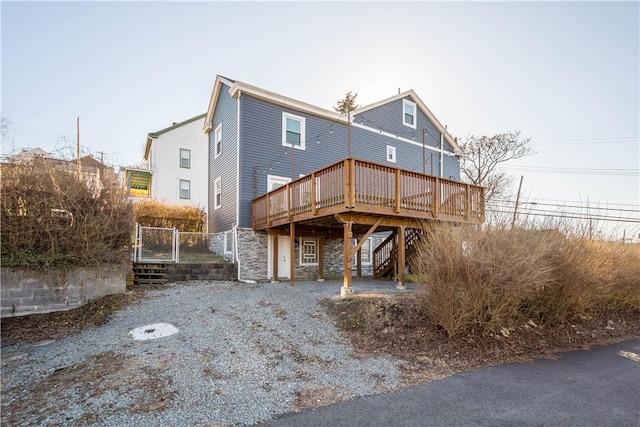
[{"xmin": 258, "ymin": 338, "xmax": 640, "ymax": 427}]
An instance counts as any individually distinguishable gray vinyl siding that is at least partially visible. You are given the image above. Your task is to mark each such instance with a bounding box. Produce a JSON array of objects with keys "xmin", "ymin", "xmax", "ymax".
[
  {"xmin": 237, "ymin": 94, "xmax": 462, "ymax": 228},
  {"xmin": 208, "ymin": 83, "xmax": 238, "ymax": 233},
  {"xmin": 354, "ymin": 98, "xmax": 444, "ymax": 148}
]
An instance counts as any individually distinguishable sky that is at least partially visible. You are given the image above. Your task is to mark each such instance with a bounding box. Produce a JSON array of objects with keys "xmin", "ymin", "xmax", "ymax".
[{"xmin": 2, "ymin": 1, "xmax": 639, "ymax": 237}]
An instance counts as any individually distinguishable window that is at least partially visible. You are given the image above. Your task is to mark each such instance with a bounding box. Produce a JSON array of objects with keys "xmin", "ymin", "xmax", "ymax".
[
  {"xmin": 300, "ymin": 237, "xmax": 318, "ymax": 265},
  {"xmin": 267, "ymin": 175, "xmax": 291, "ymax": 191},
  {"xmin": 214, "ymin": 177, "xmax": 222, "ymax": 209},
  {"xmin": 224, "ymin": 231, "xmax": 233, "ymax": 254},
  {"xmin": 179, "ymin": 179, "xmax": 190, "ymax": 199},
  {"xmin": 403, "ymin": 99, "xmax": 417, "ymax": 129},
  {"xmin": 180, "ymin": 148, "xmax": 191, "ymax": 168},
  {"xmin": 352, "ymin": 238, "xmax": 372, "ymax": 265},
  {"xmin": 386, "ymin": 145, "xmax": 396, "ymax": 163},
  {"xmin": 282, "ymin": 112, "xmax": 306, "ymax": 150},
  {"xmin": 214, "ymin": 123, "xmax": 222, "ymax": 158}
]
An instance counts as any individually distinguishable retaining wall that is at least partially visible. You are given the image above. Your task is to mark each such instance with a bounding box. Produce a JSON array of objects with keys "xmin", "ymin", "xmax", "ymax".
[
  {"xmin": 1, "ymin": 264, "xmax": 128, "ymax": 317},
  {"xmin": 164, "ymin": 263, "xmax": 237, "ymax": 282}
]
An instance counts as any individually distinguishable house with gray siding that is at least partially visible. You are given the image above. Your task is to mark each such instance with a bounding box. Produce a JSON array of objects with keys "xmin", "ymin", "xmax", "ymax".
[{"xmin": 204, "ymin": 75, "xmax": 482, "ymax": 287}]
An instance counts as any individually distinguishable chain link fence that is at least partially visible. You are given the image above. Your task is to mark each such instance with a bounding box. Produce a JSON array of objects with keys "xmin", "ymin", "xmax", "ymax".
[{"xmin": 134, "ymin": 224, "xmax": 233, "ymax": 264}]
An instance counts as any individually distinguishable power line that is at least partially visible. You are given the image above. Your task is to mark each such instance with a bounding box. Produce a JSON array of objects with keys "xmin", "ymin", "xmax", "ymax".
[
  {"xmin": 492, "ymin": 199, "xmax": 640, "ymax": 213},
  {"xmin": 486, "ymin": 209, "xmax": 640, "ymax": 224},
  {"xmin": 497, "ymin": 165, "xmax": 639, "ymax": 176}
]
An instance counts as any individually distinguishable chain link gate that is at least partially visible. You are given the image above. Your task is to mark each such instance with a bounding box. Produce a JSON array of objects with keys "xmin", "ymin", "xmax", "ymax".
[{"xmin": 135, "ymin": 224, "xmax": 177, "ymax": 262}]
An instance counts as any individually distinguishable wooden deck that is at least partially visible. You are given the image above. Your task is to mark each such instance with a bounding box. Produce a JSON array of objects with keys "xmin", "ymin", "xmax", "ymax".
[
  {"xmin": 253, "ymin": 158, "xmax": 484, "ymax": 231},
  {"xmin": 251, "ymin": 158, "xmax": 485, "ymax": 292}
]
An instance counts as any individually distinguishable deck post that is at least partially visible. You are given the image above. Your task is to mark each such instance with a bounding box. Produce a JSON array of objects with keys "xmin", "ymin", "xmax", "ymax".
[
  {"xmin": 356, "ymin": 245, "xmax": 362, "ymax": 278},
  {"xmin": 341, "ymin": 220, "xmax": 354, "ymax": 297},
  {"xmin": 272, "ymin": 233, "xmax": 279, "ymax": 282},
  {"xmin": 311, "ymin": 172, "xmax": 317, "ymax": 216},
  {"xmin": 395, "ymin": 168, "xmax": 401, "ymax": 213},
  {"xmin": 397, "ymin": 226, "xmax": 406, "ymax": 290},
  {"xmin": 317, "ymin": 235, "xmax": 324, "ymax": 282},
  {"xmin": 434, "ymin": 177, "xmax": 440, "ymax": 218},
  {"xmin": 289, "ymin": 223, "xmax": 295, "ymax": 287}
]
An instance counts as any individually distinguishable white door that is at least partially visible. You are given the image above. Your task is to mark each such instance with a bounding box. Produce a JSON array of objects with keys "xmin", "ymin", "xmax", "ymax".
[{"xmin": 268, "ymin": 235, "xmax": 291, "ymax": 279}]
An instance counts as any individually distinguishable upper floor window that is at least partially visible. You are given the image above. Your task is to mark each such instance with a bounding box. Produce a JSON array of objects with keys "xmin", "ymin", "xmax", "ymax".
[
  {"xmin": 179, "ymin": 179, "xmax": 191, "ymax": 199},
  {"xmin": 387, "ymin": 145, "xmax": 396, "ymax": 163},
  {"xmin": 282, "ymin": 112, "xmax": 306, "ymax": 150},
  {"xmin": 403, "ymin": 99, "xmax": 417, "ymax": 129},
  {"xmin": 214, "ymin": 123, "xmax": 223, "ymax": 158},
  {"xmin": 180, "ymin": 148, "xmax": 191, "ymax": 168},
  {"xmin": 214, "ymin": 176, "xmax": 222, "ymax": 209}
]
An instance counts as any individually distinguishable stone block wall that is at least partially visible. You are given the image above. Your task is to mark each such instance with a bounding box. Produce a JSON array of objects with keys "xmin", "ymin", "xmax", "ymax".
[
  {"xmin": 1, "ymin": 264, "xmax": 128, "ymax": 317},
  {"xmin": 164, "ymin": 263, "xmax": 237, "ymax": 282}
]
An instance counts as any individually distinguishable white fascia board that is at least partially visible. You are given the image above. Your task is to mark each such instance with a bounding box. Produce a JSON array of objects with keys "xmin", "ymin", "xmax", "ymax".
[
  {"xmin": 144, "ymin": 135, "xmax": 155, "ymax": 160},
  {"xmin": 228, "ymin": 81, "xmax": 344, "ymax": 122},
  {"xmin": 204, "ymin": 76, "xmax": 235, "ymax": 134}
]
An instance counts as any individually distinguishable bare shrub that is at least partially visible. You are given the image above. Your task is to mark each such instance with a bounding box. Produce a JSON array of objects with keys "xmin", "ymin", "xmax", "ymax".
[
  {"xmin": 412, "ymin": 224, "xmax": 640, "ymax": 338},
  {"xmin": 1, "ymin": 158, "xmax": 133, "ymax": 269},
  {"xmin": 133, "ymin": 199, "xmax": 205, "ymax": 232}
]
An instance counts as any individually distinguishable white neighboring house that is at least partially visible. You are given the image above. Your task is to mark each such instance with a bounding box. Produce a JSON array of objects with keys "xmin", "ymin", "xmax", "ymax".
[{"xmin": 143, "ymin": 113, "xmax": 208, "ymax": 213}]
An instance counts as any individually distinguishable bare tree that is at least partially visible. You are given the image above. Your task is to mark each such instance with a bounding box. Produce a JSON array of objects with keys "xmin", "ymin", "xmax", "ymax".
[
  {"xmin": 334, "ymin": 91, "xmax": 359, "ymax": 115},
  {"xmin": 460, "ymin": 130, "xmax": 534, "ymax": 203},
  {"xmin": 334, "ymin": 91, "xmax": 359, "ymax": 157}
]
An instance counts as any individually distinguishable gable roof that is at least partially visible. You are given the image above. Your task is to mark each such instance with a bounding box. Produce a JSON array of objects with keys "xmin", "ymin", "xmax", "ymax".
[
  {"xmin": 356, "ymin": 90, "xmax": 461, "ymax": 154},
  {"xmin": 204, "ymin": 75, "xmax": 462, "ymax": 154},
  {"xmin": 144, "ymin": 113, "xmax": 206, "ymax": 160}
]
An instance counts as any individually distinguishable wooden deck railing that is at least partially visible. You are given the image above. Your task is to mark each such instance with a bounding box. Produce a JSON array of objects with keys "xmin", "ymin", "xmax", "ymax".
[{"xmin": 252, "ymin": 158, "xmax": 485, "ymax": 230}]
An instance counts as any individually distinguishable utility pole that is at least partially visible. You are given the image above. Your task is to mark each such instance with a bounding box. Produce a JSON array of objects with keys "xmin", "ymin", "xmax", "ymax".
[
  {"xmin": 347, "ymin": 109, "xmax": 351, "ymax": 158},
  {"xmin": 76, "ymin": 116, "xmax": 81, "ymax": 176},
  {"xmin": 422, "ymin": 128, "xmax": 426, "ymax": 174},
  {"xmin": 511, "ymin": 175, "xmax": 524, "ymax": 229},
  {"xmin": 96, "ymin": 151, "xmax": 106, "ymax": 163}
]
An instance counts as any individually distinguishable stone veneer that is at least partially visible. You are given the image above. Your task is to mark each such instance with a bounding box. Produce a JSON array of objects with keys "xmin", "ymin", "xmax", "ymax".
[
  {"xmin": 235, "ymin": 228, "xmax": 386, "ymax": 282},
  {"xmin": 208, "ymin": 231, "xmax": 234, "ymax": 263},
  {"xmin": 1, "ymin": 264, "xmax": 128, "ymax": 317}
]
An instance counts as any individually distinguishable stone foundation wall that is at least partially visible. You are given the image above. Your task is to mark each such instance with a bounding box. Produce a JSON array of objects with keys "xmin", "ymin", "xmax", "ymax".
[
  {"xmin": 208, "ymin": 231, "xmax": 234, "ymax": 263},
  {"xmin": 1, "ymin": 264, "xmax": 128, "ymax": 317},
  {"xmin": 235, "ymin": 229, "xmax": 385, "ymax": 282},
  {"xmin": 237, "ymin": 228, "xmax": 268, "ymax": 281}
]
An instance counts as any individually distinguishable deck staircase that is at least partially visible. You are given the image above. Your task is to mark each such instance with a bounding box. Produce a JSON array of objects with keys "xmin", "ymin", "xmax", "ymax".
[
  {"xmin": 132, "ymin": 263, "xmax": 168, "ymax": 286},
  {"xmin": 373, "ymin": 228, "xmax": 425, "ymax": 279}
]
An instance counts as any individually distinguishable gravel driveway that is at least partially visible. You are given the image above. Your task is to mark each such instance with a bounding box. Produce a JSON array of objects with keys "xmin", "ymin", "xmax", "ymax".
[{"xmin": 1, "ymin": 280, "xmax": 405, "ymax": 426}]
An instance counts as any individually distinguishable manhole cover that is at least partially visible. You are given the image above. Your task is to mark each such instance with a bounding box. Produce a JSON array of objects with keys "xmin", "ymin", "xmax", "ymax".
[{"xmin": 129, "ymin": 323, "xmax": 178, "ymax": 341}]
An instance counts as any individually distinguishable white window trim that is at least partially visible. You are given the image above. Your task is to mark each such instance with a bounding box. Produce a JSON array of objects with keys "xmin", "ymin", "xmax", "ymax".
[
  {"xmin": 403, "ymin": 99, "xmax": 417, "ymax": 129},
  {"xmin": 214, "ymin": 123, "xmax": 223, "ymax": 158},
  {"xmin": 299, "ymin": 237, "xmax": 318, "ymax": 266},
  {"xmin": 282, "ymin": 112, "xmax": 306, "ymax": 150},
  {"xmin": 214, "ymin": 176, "xmax": 222, "ymax": 209},
  {"xmin": 179, "ymin": 179, "xmax": 190, "ymax": 199},
  {"xmin": 180, "ymin": 148, "xmax": 191, "ymax": 168},
  {"xmin": 267, "ymin": 174, "xmax": 291, "ymax": 191},
  {"xmin": 386, "ymin": 145, "xmax": 396, "ymax": 163}
]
